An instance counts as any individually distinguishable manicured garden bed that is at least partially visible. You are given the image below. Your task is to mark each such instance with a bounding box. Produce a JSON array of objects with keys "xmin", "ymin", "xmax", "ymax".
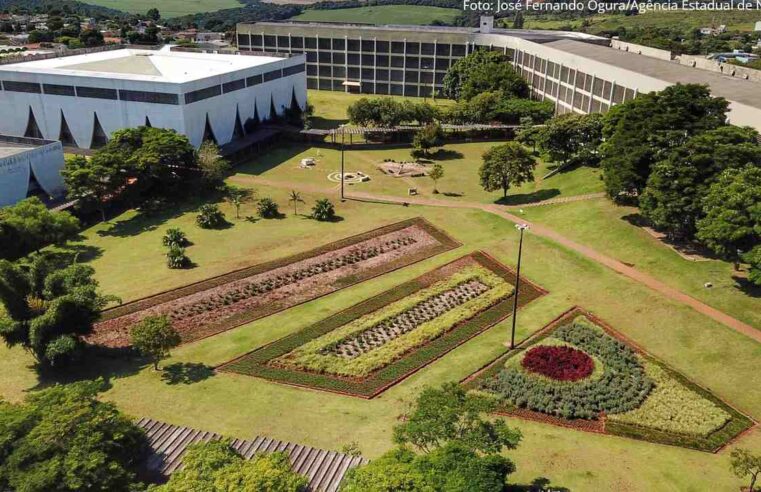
[
  {"xmin": 219, "ymin": 251, "xmax": 546, "ymax": 398},
  {"xmin": 87, "ymin": 218, "xmax": 459, "ymax": 348},
  {"xmin": 463, "ymin": 307, "xmax": 755, "ymax": 452}
]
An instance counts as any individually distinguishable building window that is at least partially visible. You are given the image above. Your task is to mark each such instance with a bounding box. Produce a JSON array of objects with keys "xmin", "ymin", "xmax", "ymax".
[
  {"xmin": 76, "ymin": 86, "xmax": 117, "ymax": 100},
  {"xmin": 119, "ymin": 89, "xmax": 179, "ymax": 105}
]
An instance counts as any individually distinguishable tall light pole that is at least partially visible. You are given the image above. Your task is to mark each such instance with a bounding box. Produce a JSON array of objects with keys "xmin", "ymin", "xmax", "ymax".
[
  {"xmin": 340, "ymin": 128, "xmax": 345, "ymax": 201},
  {"xmin": 510, "ymin": 223, "xmax": 529, "ymax": 349}
]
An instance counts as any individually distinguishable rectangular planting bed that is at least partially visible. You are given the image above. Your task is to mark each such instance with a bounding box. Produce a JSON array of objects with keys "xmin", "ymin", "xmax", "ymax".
[
  {"xmin": 88, "ymin": 217, "xmax": 460, "ymax": 348},
  {"xmin": 463, "ymin": 307, "xmax": 755, "ymax": 452},
  {"xmin": 219, "ymin": 251, "xmax": 546, "ymax": 398}
]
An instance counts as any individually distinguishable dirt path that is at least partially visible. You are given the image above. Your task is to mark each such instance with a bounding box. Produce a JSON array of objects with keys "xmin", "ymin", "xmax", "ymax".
[{"xmin": 238, "ymin": 176, "xmax": 760, "ymax": 343}]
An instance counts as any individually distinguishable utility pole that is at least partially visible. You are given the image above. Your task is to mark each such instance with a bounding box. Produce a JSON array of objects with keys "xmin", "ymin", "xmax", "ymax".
[{"xmin": 510, "ymin": 223, "xmax": 529, "ymax": 349}]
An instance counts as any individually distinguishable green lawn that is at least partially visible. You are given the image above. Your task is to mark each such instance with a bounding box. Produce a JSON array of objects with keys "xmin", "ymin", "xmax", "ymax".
[
  {"xmin": 521, "ymin": 198, "xmax": 761, "ymax": 329},
  {"xmin": 81, "ymin": 0, "xmax": 241, "ymax": 17},
  {"xmin": 292, "ymin": 5, "xmax": 460, "ymax": 26}
]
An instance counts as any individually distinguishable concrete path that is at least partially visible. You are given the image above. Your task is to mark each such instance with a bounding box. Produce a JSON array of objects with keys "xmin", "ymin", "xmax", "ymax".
[{"xmin": 237, "ymin": 176, "xmax": 760, "ymax": 343}]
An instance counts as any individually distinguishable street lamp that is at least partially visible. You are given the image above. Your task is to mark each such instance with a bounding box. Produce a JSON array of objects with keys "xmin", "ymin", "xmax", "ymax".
[{"xmin": 510, "ymin": 223, "xmax": 529, "ymax": 349}]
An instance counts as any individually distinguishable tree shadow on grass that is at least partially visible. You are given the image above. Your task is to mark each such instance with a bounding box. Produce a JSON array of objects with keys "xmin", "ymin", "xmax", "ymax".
[
  {"xmin": 495, "ymin": 189, "xmax": 560, "ymax": 206},
  {"xmin": 507, "ymin": 477, "xmax": 571, "ymax": 491},
  {"xmin": 161, "ymin": 362, "xmax": 215, "ymax": 385}
]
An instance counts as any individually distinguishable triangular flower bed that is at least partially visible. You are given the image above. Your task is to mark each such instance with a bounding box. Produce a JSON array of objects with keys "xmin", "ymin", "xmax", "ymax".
[
  {"xmin": 219, "ymin": 251, "xmax": 546, "ymax": 398},
  {"xmin": 463, "ymin": 307, "xmax": 754, "ymax": 452}
]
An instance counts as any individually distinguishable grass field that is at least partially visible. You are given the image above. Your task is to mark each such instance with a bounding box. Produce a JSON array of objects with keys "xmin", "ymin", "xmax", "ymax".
[
  {"xmin": 81, "ymin": 0, "xmax": 241, "ymax": 18},
  {"xmin": 292, "ymin": 5, "xmax": 461, "ymax": 25},
  {"xmin": 2, "ymin": 90, "xmax": 760, "ymax": 490},
  {"xmin": 517, "ymin": 10, "xmax": 759, "ymax": 33}
]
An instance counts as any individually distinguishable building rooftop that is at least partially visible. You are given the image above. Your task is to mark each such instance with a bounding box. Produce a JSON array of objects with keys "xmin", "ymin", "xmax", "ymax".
[
  {"xmin": 544, "ymin": 39, "xmax": 761, "ymax": 111},
  {"xmin": 0, "ymin": 47, "xmax": 284, "ymax": 83}
]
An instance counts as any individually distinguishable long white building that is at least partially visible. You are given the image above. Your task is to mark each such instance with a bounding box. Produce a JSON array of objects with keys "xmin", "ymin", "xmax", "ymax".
[{"xmin": 0, "ymin": 47, "xmax": 307, "ymax": 149}]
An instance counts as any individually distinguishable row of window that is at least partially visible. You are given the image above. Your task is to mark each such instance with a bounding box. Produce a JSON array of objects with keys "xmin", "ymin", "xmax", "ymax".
[
  {"xmin": 0, "ymin": 63, "xmax": 306, "ymax": 106},
  {"xmin": 240, "ymin": 35, "xmax": 469, "ymax": 57}
]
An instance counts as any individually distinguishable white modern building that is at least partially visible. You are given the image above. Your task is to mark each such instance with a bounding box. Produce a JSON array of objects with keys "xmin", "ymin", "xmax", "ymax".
[
  {"xmin": 0, "ymin": 47, "xmax": 307, "ymax": 149},
  {"xmin": 0, "ymin": 135, "xmax": 65, "ymax": 207}
]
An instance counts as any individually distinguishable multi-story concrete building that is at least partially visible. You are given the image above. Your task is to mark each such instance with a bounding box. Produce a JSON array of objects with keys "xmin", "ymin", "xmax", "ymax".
[
  {"xmin": 237, "ymin": 17, "xmax": 761, "ymax": 131},
  {"xmin": 0, "ymin": 47, "xmax": 307, "ymax": 149}
]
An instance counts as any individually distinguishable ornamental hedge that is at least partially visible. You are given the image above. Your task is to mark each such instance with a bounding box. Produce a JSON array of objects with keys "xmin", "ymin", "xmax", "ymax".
[{"xmin": 219, "ymin": 251, "xmax": 545, "ymax": 398}]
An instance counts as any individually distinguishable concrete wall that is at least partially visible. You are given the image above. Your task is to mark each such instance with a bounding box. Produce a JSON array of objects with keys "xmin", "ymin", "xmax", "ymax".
[
  {"xmin": 610, "ymin": 39, "xmax": 673, "ymax": 61},
  {"xmin": 676, "ymin": 54, "xmax": 761, "ymax": 82}
]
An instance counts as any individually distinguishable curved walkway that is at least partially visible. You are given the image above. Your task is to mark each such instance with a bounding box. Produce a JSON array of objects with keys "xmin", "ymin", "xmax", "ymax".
[{"xmin": 235, "ymin": 176, "xmax": 760, "ymax": 343}]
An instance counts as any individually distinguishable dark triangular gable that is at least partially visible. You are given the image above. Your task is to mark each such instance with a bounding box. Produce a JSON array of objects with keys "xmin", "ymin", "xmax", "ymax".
[
  {"xmin": 58, "ymin": 110, "xmax": 78, "ymax": 147},
  {"xmin": 24, "ymin": 107, "xmax": 43, "ymax": 139},
  {"xmin": 144, "ymin": 116, "xmax": 152, "ymax": 128},
  {"xmin": 90, "ymin": 113, "xmax": 108, "ymax": 149},
  {"xmin": 233, "ymin": 105, "xmax": 245, "ymax": 140},
  {"xmin": 202, "ymin": 114, "xmax": 218, "ymax": 145}
]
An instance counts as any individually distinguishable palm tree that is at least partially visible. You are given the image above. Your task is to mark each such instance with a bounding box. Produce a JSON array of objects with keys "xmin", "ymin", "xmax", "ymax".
[{"xmin": 288, "ymin": 190, "xmax": 305, "ymax": 215}]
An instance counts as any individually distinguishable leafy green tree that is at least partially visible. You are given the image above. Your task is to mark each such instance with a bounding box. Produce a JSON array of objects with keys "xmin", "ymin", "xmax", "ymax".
[
  {"xmin": 0, "ymin": 254, "xmax": 115, "ymax": 367},
  {"xmin": 0, "ymin": 380, "xmax": 147, "ymax": 492},
  {"xmin": 479, "ymin": 142, "xmax": 536, "ymax": 199},
  {"xmin": 288, "ymin": 190, "xmax": 305, "ymax": 215},
  {"xmin": 130, "ymin": 315, "xmax": 181, "ymax": 370},
  {"xmin": 196, "ymin": 204, "xmax": 226, "ymax": 229},
  {"xmin": 640, "ymin": 126, "xmax": 761, "ymax": 238},
  {"xmin": 537, "ymin": 113, "xmax": 604, "ymax": 167},
  {"xmin": 428, "ymin": 164, "xmax": 444, "ymax": 194},
  {"xmin": 412, "ymin": 123, "xmax": 444, "ymax": 158},
  {"xmin": 257, "ymin": 198, "xmax": 280, "ymax": 219},
  {"xmin": 696, "ymin": 165, "xmax": 761, "ymax": 268},
  {"xmin": 198, "ymin": 141, "xmax": 230, "ymax": 188},
  {"xmin": 311, "ymin": 198, "xmax": 336, "ymax": 222},
  {"xmin": 599, "ymin": 83, "xmax": 729, "ymax": 201},
  {"xmin": 393, "ymin": 383, "xmax": 522, "ymax": 454},
  {"xmin": 62, "ymin": 153, "xmax": 127, "ymax": 222},
  {"xmin": 442, "ymin": 50, "xmax": 528, "ymax": 101},
  {"xmin": 0, "ymin": 197, "xmax": 79, "ymax": 259},
  {"xmin": 154, "ymin": 440, "xmax": 307, "ymax": 492},
  {"xmin": 225, "ymin": 185, "xmax": 254, "ymax": 219},
  {"xmin": 730, "ymin": 448, "xmax": 761, "ymax": 492}
]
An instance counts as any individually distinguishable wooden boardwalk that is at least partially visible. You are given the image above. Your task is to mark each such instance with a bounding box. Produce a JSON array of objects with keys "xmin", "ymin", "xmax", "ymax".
[{"xmin": 137, "ymin": 418, "xmax": 367, "ymax": 492}]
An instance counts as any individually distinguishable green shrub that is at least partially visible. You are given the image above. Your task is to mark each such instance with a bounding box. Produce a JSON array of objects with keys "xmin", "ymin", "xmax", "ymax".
[
  {"xmin": 257, "ymin": 197, "xmax": 280, "ymax": 218},
  {"xmin": 311, "ymin": 198, "xmax": 336, "ymax": 222},
  {"xmin": 196, "ymin": 204, "xmax": 226, "ymax": 229}
]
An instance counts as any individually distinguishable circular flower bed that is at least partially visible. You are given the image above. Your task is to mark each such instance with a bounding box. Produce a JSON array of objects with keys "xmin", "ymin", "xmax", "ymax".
[{"xmin": 521, "ymin": 345, "xmax": 594, "ymax": 381}]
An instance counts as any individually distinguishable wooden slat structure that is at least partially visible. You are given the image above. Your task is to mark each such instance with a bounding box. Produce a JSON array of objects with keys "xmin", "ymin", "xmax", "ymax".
[{"xmin": 137, "ymin": 418, "xmax": 367, "ymax": 492}]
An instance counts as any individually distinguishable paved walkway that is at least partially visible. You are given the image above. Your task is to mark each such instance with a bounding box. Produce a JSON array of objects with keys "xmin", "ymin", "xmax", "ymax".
[{"xmin": 237, "ymin": 176, "xmax": 760, "ymax": 343}]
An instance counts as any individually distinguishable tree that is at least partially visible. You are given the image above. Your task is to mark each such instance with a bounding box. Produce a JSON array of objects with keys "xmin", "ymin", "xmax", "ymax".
[
  {"xmin": 288, "ymin": 190, "xmax": 305, "ymax": 215},
  {"xmin": 479, "ymin": 142, "xmax": 536, "ymax": 198},
  {"xmin": 196, "ymin": 204, "xmax": 226, "ymax": 229},
  {"xmin": 412, "ymin": 123, "xmax": 444, "ymax": 158},
  {"xmin": 0, "ymin": 380, "xmax": 147, "ymax": 492},
  {"xmin": 198, "ymin": 140, "xmax": 230, "ymax": 187},
  {"xmin": 130, "ymin": 315, "xmax": 181, "ymax": 370},
  {"xmin": 730, "ymin": 448, "xmax": 761, "ymax": 492},
  {"xmin": 225, "ymin": 186, "xmax": 254, "ymax": 219},
  {"xmin": 62, "ymin": 153, "xmax": 127, "ymax": 222},
  {"xmin": 311, "ymin": 198, "xmax": 336, "ymax": 222},
  {"xmin": 393, "ymin": 383, "xmax": 522, "ymax": 455},
  {"xmin": 0, "ymin": 254, "xmax": 115, "ymax": 367},
  {"xmin": 537, "ymin": 113, "xmax": 604, "ymax": 167},
  {"xmin": 257, "ymin": 198, "xmax": 280, "ymax": 219},
  {"xmin": 428, "ymin": 164, "xmax": 444, "ymax": 194},
  {"xmin": 154, "ymin": 440, "xmax": 307, "ymax": 492},
  {"xmin": 696, "ymin": 165, "xmax": 761, "ymax": 268},
  {"xmin": 442, "ymin": 50, "xmax": 528, "ymax": 101},
  {"xmin": 0, "ymin": 197, "xmax": 79, "ymax": 260},
  {"xmin": 599, "ymin": 83, "xmax": 729, "ymax": 201},
  {"xmin": 640, "ymin": 126, "xmax": 761, "ymax": 238}
]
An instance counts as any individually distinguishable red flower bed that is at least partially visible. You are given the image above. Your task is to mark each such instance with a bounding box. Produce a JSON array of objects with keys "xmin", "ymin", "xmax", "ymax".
[{"xmin": 521, "ymin": 345, "xmax": 594, "ymax": 381}]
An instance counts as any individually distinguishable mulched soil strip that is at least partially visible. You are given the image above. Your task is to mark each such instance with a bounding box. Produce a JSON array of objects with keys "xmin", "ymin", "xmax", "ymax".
[
  {"xmin": 87, "ymin": 217, "xmax": 460, "ymax": 348},
  {"xmin": 461, "ymin": 306, "xmax": 756, "ymax": 453},
  {"xmin": 218, "ymin": 250, "xmax": 546, "ymax": 399}
]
